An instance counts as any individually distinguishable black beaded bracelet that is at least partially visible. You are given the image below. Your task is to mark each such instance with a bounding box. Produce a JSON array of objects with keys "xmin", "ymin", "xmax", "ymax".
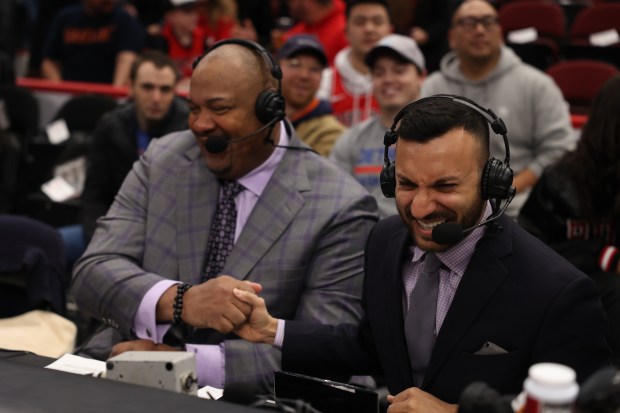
[{"xmin": 172, "ymin": 283, "xmax": 192, "ymax": 325}]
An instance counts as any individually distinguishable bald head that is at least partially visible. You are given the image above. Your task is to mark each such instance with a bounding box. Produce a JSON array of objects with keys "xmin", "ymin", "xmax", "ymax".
[
  {"xmin": 188, "ymin": 43, "xmax": 283, "ymax": 180},
  {"xmin": 193, "ymin": 44, "xmax": 277, "ymax": 93}
]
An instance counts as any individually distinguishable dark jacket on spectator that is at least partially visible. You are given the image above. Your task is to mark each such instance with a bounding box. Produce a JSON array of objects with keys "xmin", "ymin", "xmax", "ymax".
[{"xmin": 81, "ymin": 97, "xmax": 188, "ymax": 242}]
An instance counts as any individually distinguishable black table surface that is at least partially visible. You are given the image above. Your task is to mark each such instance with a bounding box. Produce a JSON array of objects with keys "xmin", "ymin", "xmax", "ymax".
[{"xmin": 0, "ymin": 350, "xmax": 261, "ymax": 413}]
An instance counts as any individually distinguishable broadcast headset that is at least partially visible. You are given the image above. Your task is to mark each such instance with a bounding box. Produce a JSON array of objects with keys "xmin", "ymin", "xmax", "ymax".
[
  {"xmin": 191, "ymin": 38, "xmax": 287, "ymax": 153},
  {"xmin": 379, "ymin": 94, "xmax": 516, "ymax": 243}
]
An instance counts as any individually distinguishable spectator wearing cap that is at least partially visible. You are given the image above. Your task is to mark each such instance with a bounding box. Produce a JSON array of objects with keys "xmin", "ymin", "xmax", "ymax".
[
  {"xmin": 158, "ymin": 0, "xmax": 206, "ymax": 81},
  {"xmin": 330, "ymin": 34, "xmax": 425, "ymax": 218},
  {"xmin": 317, "ymin": 0, "xmax": 393, "ymax": 128},
  {"xmin": 277, "ymin": 34, "xmax": 346, "ymax": 157}
]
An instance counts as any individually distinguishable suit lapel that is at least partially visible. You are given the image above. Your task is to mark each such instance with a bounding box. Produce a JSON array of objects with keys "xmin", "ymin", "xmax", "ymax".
[
  {"xmin": 385, "ymin": 227, "xmax": 417, "ymax": 390},
  {"xmin": 423, "ymin": 221, "xmax": 513, "ymax": 387},
  {"xmin": 224, "ymin": 147, "xmax": 308, "ymax": 280},
  {"xmin": 176, "ymin": 144, "xmax": 218, "ymax": 284}
]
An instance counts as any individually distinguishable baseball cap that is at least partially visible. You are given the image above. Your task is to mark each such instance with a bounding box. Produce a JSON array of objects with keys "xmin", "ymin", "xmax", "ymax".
[
  {"xmin": 276, "ymin": 34, "xmax": 328, "ymax": 67},
  {"xmin": 365, "ymin": 34, "xmax": 426, "ymax": 73}
]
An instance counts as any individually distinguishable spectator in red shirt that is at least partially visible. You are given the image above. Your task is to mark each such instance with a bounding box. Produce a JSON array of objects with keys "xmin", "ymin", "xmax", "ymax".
[
  {"xmin": 196, "ymin": 0, "xmax": 235, "ymax": 48},
  {"xmin": 281, "ymin": 0, "xmax": 348, "ymax": 65},
  {"xmin": 160, "ymin": 0, "xmax": 205, "ymax": 80}
]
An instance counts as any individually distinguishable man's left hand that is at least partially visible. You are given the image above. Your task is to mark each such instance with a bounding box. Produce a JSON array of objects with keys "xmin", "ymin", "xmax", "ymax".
[
  {"xmin": 387, "ymin": 387, "xmax": 458, "ymax": 413},
  {"xmin": 109, "ymin": 339, "xmax": 179, "ymax": 358}
]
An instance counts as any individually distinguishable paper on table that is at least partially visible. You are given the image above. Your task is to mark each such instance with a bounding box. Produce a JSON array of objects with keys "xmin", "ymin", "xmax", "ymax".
[
  {"xmin": 46, "ymin": 353, "xmax": 107, "ymax": 377},
  {"xmin": 197, "ymin": 386, "xmax": 223, "ymax": 400},
  {"xmin": 41, "ymin": 176, "xmax": 77, "ymax": 202},
  {"xmin": 46, "ymin": 118, "xmax": 70, "ymax": 144}
]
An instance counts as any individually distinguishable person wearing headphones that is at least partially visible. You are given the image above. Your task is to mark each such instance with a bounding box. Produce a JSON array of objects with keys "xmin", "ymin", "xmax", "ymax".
[
  {"xmin": 233, "ymin": 95, "xmax": 611, "ymax": 412},
  {"xmin": 71, "ymin": 39, "xmax": 378, "ymax": 392}
]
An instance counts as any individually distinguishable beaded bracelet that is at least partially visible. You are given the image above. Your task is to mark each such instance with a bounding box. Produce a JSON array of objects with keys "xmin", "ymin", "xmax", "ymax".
[{"xmin": 172, "ymin": 283, "xmax": 192, "ymax": 325}]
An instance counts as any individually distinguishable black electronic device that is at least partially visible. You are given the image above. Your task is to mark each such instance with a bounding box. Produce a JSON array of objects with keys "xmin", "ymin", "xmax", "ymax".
[{"xmin": 274, "ymin": 370, "xmax": 378, "ymax": 413}]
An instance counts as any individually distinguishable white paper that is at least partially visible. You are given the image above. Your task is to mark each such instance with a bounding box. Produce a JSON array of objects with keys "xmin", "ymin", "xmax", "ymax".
[
  {"xmin": 508, "ymin": 27, "xmax": 538, "ymax": 44},
  {"xmin": 590, "ymin": 29, "xmax": 620, "ymax": 47},
  {"xmin": 197, "ymin": 385, "xmax": 223, "ymax": 400},
  {"xmin": 46, "ymin": 118, "xmax": 70, "ymax": 144},
  {"xmin": 54, "ymin": 156, "xmax": 86, "ymax": 197},
  {"xmin": 41, "ymin": 176, "xmax": 78, "ymax": 202},
  {"xmin": 46, "ymin": 353, "xmax": 107, "ymax": 377}
]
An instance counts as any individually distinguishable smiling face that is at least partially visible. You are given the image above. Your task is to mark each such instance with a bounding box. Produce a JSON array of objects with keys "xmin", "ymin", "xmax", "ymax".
[
  {"xmin": 371, "ymin": 55, "xmax": 423, "ymax": 114},
  {"xmin": 187, "ymin": 46, "xmax": 277, "ymax": 181},
  {"xmin": 280, "ymin": 52, "xmax": 323, "ymax": 112},
  {"xmin": 395, "ymin": 128, "xmax": 486, "ymax": 251}
]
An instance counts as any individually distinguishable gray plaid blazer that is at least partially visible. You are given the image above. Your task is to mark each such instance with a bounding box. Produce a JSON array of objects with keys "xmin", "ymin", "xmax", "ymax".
[{"xmin": 71, "ymin": 127, "xmax": 379, "ymax": 391}]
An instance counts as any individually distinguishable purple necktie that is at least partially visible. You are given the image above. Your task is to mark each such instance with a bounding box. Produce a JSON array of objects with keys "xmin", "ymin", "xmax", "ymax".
[
  {"xmin": 405, "ymin": 251, "xmax": 442, "ymax": 387},
  {"xmin": 203, "ymin": 181, "xmax": 244, "ymax": 281}
]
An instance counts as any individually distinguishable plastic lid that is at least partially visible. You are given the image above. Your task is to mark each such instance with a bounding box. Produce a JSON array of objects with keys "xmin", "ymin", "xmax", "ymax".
[{"xmin": 524, "ymin": 363, "xmax": 579, "ymax": 403}]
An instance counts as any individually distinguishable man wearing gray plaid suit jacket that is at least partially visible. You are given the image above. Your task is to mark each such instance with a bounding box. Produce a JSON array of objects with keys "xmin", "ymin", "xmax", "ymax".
[{"xmin": 71, "ymin": 41, "xmax": 379, "ymax": 393}]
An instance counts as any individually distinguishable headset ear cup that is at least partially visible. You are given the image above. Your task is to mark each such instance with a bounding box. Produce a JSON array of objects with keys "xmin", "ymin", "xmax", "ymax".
[
  {"xmin": 481, "ymin": 158, "xmax": 514, "ymax": 200},
  {"xmin": 384, "ymin": 129, "xmax": 398, "ymax": 146},
  {"xmin": 255, "ymin": 90, "xmax": 285, "ymax": 125},
  {"xmin": 380, "ymin": 161, "xmax": 396, "ymax": 198},
  {"xmin": 481, "ymin": 160, "xmax": 492, "ymax": 200}
]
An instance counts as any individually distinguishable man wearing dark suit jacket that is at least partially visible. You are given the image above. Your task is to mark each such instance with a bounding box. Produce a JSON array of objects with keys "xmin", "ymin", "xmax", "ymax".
[
  {"xmin": 71, "ymin": 40, "xmax": 378, "ymax": 393},
  {"xmin": 233, "ymin": 95, "xmax": 611, "ymax": 411}
]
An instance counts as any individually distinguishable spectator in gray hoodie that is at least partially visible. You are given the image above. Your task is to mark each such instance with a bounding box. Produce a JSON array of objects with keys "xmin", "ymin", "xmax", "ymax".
[{"xmin": 421, "ymin": 0, "xmax": 574, "ymax": 218}]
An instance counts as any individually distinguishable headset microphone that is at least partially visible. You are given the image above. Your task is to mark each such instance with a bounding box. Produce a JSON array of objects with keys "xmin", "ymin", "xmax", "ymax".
[
  {"xmin": 203, "ymin": 120, "xmax": 279, "ymax": 154},
  {"xmin": 432, "ymin": 191, "xmax": 515, "ymax": 244},
  {"xmin": 195, "ymin": 38, "xmax": 287, "ymax": 154},
  {"xmin": 264, "ymin": 123, "xmax": 319, "ymax": 154}
]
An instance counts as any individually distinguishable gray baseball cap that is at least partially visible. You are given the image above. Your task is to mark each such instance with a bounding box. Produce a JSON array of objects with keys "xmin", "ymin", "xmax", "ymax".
[{"xmin": 365, "ymin": 34, "xmax": 426, "ymax": 73}]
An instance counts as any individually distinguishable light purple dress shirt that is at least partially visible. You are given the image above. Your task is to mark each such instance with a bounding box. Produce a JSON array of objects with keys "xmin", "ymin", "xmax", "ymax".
[
  {"xmin": 402, "ymin": 202, "xmax": 492, "ymax": 335},
  {"xmin": 134, "ymin": 122, "xmax": 289, "ymax": 387}
]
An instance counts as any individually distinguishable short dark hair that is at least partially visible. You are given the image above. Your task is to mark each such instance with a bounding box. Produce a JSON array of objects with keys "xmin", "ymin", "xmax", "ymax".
[
  {"xmin": 397, "ymin": 95, "xmax": 490, "ymax": 165},
  {"xmin": 346, "ymin": 0, "xmax": 391, "ymax": 20},
  {"xmin": 129, "ymin": 50, "xmax": 180, "ymax": 83}
]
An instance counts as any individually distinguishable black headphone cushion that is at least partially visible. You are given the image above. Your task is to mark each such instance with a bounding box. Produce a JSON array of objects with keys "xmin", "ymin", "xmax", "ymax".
[
  {"xmin": 380, "ymin": 161, "xmax": 396, "ymax": 198},
  {"xmin": 255, "ymin": 89, "xmax": 285, "ymax": 125},
  {"xmin": 481, "ymin": 158, "xmax": 514, "ymax": 200}
]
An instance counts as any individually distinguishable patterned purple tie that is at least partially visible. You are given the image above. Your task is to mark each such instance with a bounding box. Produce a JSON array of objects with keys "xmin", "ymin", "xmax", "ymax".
[{"xmin": 203, "ymin": 181, "xmax": 244, "ymax": 281}]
